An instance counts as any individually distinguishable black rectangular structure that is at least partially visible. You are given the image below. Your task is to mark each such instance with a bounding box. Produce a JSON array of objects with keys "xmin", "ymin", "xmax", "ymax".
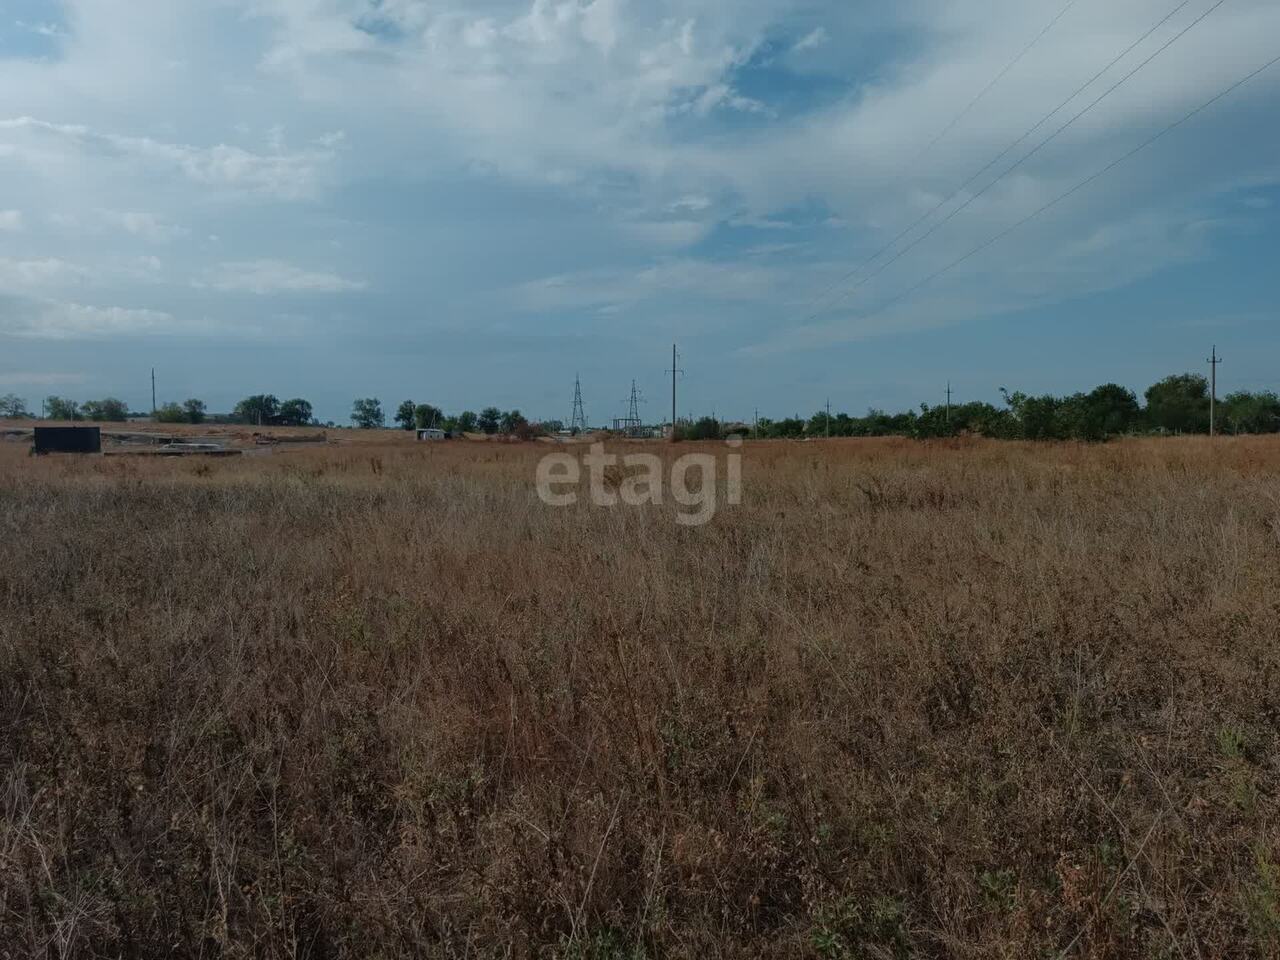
[{"xmin": 33, "ymin": 426, "xmax": 102, "ymax": 455}]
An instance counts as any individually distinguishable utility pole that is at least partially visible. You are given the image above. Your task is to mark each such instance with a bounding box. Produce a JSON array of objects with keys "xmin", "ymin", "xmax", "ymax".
[
  {"xmin": 754, "ymin": 407, "xmax": 759, "ymax": 439},
  {"xmin": 672, "ymin": 345, "xmax": 677, "ymax": 436},
  {"xmin": 151, "ymin": 368, "xmax": 156, "ymax": 418},
  {"xmin": 946, "ymin": 381, "xmax": 952, "ymax": 424},
  {"xmin": 826, "ymin": 397, "xmax": 831, "ymax": 438},
  {"xmin": 1207, "ymin": 346, "xmax": 1222, "ymax": 436},
  {"xmin": 665, "ymin": 344, "xmax": 683, "ymax": 441}
]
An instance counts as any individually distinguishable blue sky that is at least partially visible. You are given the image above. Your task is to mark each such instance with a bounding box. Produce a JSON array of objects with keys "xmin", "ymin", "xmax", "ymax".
[{"xmin": 1, "ymin": 0, "xmax": 1277, "ymax": 424}]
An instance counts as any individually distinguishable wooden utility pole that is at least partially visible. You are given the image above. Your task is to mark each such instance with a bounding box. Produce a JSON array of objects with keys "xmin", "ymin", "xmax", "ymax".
[
  {"xmin": 151, "ymin": 368, "xmax": 156, "ymax": 418},
  {"xmin": 1207, "ymin": 346, "xmax": 1222, "ymax": 436},
  {"xmin": 946, "ymin": 381, "xmax": 952, "ymax": 424},
  {"xmin": 826, "ymin": 397, "xmax": 831, "ymax": 438}
]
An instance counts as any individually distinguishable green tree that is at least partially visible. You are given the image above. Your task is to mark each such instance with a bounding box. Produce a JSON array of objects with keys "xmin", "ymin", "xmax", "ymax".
[
  {"xmin": 1144, "ymin": 374, "xmax": 1209, "ymax": 434},
  {"xmin": 499, "ymin": 409, "xmax": 528, "ymax": 435},
  {"xmin": 689, "ymin": 416, "xmax": 722, "ymax": 441},
  {"xmin": 234, "ymin": 394, "xmax": 280, "ymax": 426},
  {"xmin": 1043, "ymin": 384, "xmax": 1140, "ymax": 441},
  {"xmin": 80, "ymin": 397, "xmax": 129, "ymax": 422},
  {"xmin": 278, "ymin": 399, "xmax": 313, "ymax": 427},
  {"xmin": 477, "ymin": 407, "xmax": 502, "ymax": 434},
  {"xmin": 183, "ymin": 398, "xmax": 207, "ymax": 424},
  {"xmin": 394, "ymin": 400, "xmax": 416, "ymax": 430},
  {"xmin": 414, "ymin": 404, "xmax": 443, "ymax": 430},
  {"xmin": 155, "ymin": 402, "xmax": 187, "ymax": 423},
  {"xmin": 45, "ymin": 396, "xmax": 79, "ymax": 421},
  {"xmin": 455, "ymin": 410, "xmax": 478, "ymax": 434},
  {"xmin": 770, "ymin": 417, "xmax": 806, "ymax": 438},
  {"xmin": 0, "ymin": 394, "xmax": 31, "ymax": 418},
  {"xmin": 351, "ymin": 397, "xmax": 384, "ymax": 429},
  {"xmin": 1002, "ymin": 390, "xmax": 1064, "ymax": 440},
  {"xmin": 1222, "ymin": 390, "xmax": 1280, "ymax": 434}
]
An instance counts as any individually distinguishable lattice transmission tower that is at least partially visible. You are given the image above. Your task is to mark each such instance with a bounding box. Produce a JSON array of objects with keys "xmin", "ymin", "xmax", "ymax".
[{"xmin": 569, "ymin": 375, "xmax": 588, "ymax": 434}]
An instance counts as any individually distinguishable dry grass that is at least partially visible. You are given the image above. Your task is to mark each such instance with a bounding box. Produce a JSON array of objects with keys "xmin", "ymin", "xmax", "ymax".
[{"xmin": 1, "ymin": 435, "xmax": 1278, "ymax": 958}]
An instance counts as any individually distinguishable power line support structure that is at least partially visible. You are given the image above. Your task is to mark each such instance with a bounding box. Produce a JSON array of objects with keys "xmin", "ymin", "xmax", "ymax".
[
  {"xmin": 570, "ymin": 375, "xmax": 588, "ymax": 435},
  {"xmin": 665, "ymin": 345, "xmax": 683, "ymax": 441},
  {"xmin": 151, "ymin": 368, "xmax": 156, "ymax": 418},
  {"xmin": 1207, "ymin": 345, "xmax": 1222, "ymax": 437}
]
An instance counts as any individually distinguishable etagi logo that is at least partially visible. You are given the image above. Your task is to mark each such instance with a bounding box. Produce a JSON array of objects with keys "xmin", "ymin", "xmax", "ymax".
[{"xmin": 535, "ymin": 439, "xmax": 743, "ymax": 527}]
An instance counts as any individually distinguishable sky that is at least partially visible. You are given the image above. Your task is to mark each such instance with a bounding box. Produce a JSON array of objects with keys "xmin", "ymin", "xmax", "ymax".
[{"xmin": 0, "ymin": 0, "xmax": 1277, "ymax": 425}]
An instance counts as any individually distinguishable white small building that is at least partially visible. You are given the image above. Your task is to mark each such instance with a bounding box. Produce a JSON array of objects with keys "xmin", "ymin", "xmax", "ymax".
[{"xmin": 417, "ymin": 428, "xmax": 446, "ymax": 441}]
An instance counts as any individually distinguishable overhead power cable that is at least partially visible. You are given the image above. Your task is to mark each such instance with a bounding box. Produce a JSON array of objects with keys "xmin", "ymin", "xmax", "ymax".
[
  {"xmin": 918, "ymin": 0, "xmax": 1082, "ymax": 159},
  {"xmin": 819, "ymin": 50, "xmax": 1280, "ymax": 338},
  {"xmin": 803, "ymin": 0, "xmax": 1193, "ymax": 315},
  {"xmin": 810, "ymin": 0, "xmax": 1230, "ymax": 321}
]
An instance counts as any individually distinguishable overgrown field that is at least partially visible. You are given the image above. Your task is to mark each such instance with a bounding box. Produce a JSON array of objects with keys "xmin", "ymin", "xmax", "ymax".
[{"xmin": 2, "ymin": 437, "xmax": 1279, "ymax": 958}]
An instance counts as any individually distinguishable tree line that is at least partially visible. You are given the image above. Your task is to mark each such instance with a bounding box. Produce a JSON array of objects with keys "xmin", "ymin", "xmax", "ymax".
[
  {"xmin": 725, "ymin": 375, "xmax": 1279, "ymax": 441},
  {"xmin": 5, "ymin": 373, "xmax": 1276, "ymax": 440}
]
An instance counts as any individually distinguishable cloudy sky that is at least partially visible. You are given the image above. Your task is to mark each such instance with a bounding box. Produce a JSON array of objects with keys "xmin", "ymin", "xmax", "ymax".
[{"xmin": 1, "ymin": 0, "xmax": 1277, "ymax": 423}]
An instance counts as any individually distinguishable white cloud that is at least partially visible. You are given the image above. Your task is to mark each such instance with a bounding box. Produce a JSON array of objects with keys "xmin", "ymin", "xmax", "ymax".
[
  {"xmin": 195, "ymin": 260, "xmax": 367, "ymax": 294},
  {"xmin": 0, "ymin": 117, "xmax": 336, "ymax": 200},
  {"xmin": 0, "ymin": 210, "xmax": 23, "ymax": 232},
  {"xmin": 793, "ymin": 27, "xmax": 829, "ymax": 52},
  {"xmin": 0, "ymin": 257, "xmax": 86, "ymax": 286},
  {"xmin": 106, "ymin": 211, "xmax": 188, "ymax": 242},
  {"xmin": 0, "ymin": 299, "xmax": 179, "ymax": 340}
]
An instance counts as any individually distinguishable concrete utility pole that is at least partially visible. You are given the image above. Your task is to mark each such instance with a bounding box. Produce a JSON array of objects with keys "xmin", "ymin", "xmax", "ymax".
[
  {"xmin": 826, "ymin": 397, "xmax": 832, "ymax": 438},
  {"xmin": 666, "ymin": 344, "xmax": 683, "ymax": 440},
  {"xmin": 151, "ymin": 368, "xmax": 156, "ymax": 418},
  {"xmin": 1207, "ymin": 345, "xmax": 1222, "ymax": 436}
]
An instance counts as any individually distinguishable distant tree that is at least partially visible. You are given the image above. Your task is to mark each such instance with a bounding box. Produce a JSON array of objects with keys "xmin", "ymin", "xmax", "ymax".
[
  {"xmin": 278, "ymin": 398, "xmax": 313, "ymax": 427},
  {"xmin": 155, "ymin": 402, "xmax": 187, "ymax": 424},
  {"xmin": 769, "ymin": 417, "xmax": 806, "ymax": 438},
  {"xmin": 234, "ymin": 394, "xmax": 280, "ymax": 426},
  {"xmin": 807, "ymin": 410, "xmax": 834, "ymax": 437},
  {"xmin": 183, "ymin": 398, "xmax": 207, "ymax": 424},
  {"xmin": 499, "ymin": 409, "xmax": 528, "ymax": 435},
  {"xmin": 1222, "ymin": 390, "xmax": 1280, "ymax": 434},
  {"xmin": 1145, "ymin": 374, "xmax": 1209, "ymax": 434},
  {"xmin": 80, "ymin": 397, "xmax": 130, "ymax": 422},
  {"xmin": 1066, "ymin": 383, "xmax": 1140, "ymax": 441},
  {"xmin": 455, "ymin": 410, "xmax": 479, "ymax": 434},
  {"xmin": 541, "ymin": 419, "xmax": 565, "ymax": 434},
  {"xmin": 689, "ymin": 416, "xmax": 722, "ymax": 441},
  {"xmin": 477, "ymin": 407, "xmax": 502, "ymax": 434},
  {"xmin": 45, "ymin": 396, "xmax": 79, "ymax": 421},
  {"xmin": 394, "ymin": 400, "xmax": 416, "ymax": 430},
  {"xmin": 0, "ymin": 394, "xmax": 30, "ymax": 418},
  {"xmin": 414, "ymin": 404, "xmax": 443, "ymax": 430},
  {"xmin": 351, "ymin": 397, "xmax": 384, "ymax": 429}
]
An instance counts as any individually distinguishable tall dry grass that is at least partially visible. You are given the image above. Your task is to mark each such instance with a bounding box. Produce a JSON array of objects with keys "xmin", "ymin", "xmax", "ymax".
[{"xmin": 1, "ymin": 436, "xmax": 1278, "ymax": 958}]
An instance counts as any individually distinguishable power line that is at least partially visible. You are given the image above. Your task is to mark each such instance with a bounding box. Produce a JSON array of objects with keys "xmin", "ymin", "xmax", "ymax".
[
  {"xmin": 814, "ymin": 49, "xmax": 1280, "ymax": 340},
  {"xmin": 803, "ymin": 0, "xmax": 1194, "ymax": 316},
  {"xmin": 917, "ymin": 0, "xmax": 1082, "ymax": 160},
  {"xmin": 811, "ymin": 0, "xmax": 1230, "ymax": 321}
]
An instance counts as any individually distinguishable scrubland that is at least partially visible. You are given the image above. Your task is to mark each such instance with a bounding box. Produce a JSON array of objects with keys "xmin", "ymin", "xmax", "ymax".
[{"xmin": 1, "ymin": 435, "xmax": 1278, "ymax": 958}]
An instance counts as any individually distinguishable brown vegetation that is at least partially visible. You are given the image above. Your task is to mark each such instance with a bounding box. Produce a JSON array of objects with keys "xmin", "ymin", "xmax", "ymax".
[{"xmin": 2, "ymin": 436, "xmax": 1278, "ymax": 958}]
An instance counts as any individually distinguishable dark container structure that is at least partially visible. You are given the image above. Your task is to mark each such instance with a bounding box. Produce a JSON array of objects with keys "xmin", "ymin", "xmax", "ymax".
[{"xmin": 33, "ymin": 426, "xmax": 102, "ymax": 455}]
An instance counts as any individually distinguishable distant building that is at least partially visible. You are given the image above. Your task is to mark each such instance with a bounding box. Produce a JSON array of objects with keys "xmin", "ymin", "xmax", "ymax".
[{"xmin": 417, "ymin": 428, "xmax": 446, "ymax": 441}]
